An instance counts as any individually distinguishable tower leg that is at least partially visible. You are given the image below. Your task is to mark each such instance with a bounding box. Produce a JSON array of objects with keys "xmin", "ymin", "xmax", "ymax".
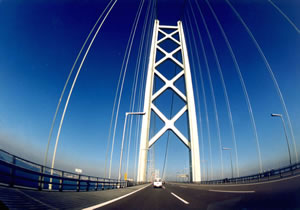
[{"xmin": 137, "ymin": 20, "xmax": 159, "ymax": 183}]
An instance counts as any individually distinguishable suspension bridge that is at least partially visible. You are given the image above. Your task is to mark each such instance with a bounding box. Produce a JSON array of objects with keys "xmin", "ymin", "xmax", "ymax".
[{"xmin": 0, "ymin": 0, "xmax": 300, "ymax": 209}]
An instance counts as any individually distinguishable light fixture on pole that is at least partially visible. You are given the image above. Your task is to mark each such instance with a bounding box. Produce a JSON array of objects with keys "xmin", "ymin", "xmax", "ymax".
[
  {"xmin": 222, "ymin": 147, "xmax": 233, "ymax": 179},
  {"xmin": 75, "ymin": 168, "xmax": 82, "ymax": 174},
  {"xmin": 271, "ymin": 113, "xmax": 292, "ymax": 165},
  {"xmin": 118, "ymin": 112, "xmax": 146, "ymax": 182}
]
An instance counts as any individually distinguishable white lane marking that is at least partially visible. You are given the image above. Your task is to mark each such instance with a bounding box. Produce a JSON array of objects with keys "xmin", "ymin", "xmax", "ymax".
[
  {"xmin": 208, "ymin": 189, "xmax": 255, "ymax": 193},
  {"xmin": 82, "ymin": 184, "xmax": 151, "ymax": 210},
  {"xmin": 171, "ymin": 192, "xmax": 189, "ymax": 204}
]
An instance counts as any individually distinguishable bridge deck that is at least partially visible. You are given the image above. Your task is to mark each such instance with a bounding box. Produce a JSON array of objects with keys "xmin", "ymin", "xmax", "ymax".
[{"xmin": 1, "ymin": 175, "xmax": 300, "ymax": 209}]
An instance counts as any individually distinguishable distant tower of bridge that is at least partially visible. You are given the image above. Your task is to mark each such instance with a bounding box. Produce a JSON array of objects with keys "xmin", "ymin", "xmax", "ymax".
[{"xmin": 137, "ymin": 20, "xmax": 201, "ymax": 182}]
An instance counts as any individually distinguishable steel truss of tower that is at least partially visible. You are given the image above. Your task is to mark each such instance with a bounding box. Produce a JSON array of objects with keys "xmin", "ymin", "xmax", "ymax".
[{"xmin": 137, "ymin": 20, "xmax": 201, "ymax": 182}]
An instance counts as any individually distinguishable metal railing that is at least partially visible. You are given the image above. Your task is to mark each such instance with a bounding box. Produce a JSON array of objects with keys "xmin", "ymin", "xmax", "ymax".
[
  {"xmin": 3, "ymin": 149, "xmax": 298, "ymax": 189},
  {"xmin": 0, "ymin": 149, "xmax": 128, "ymax": 191},
  {"xmin": 198, "ymin": 162, "xmax": 300, "ymax": 185}
]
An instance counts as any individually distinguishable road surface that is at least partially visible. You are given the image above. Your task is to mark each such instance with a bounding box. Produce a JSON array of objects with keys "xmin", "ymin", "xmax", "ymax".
[
  {"xmin": 1, "ymin": 175, "xmax": 300, "ymax": 209},
  {"xmin": 97, "ymin": 176, "xmax": 300, "ymax": 209}
]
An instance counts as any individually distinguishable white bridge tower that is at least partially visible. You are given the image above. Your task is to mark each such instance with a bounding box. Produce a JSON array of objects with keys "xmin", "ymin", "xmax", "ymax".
[{"xmin": 137, "ymin": 20, "xmax": 201, "ymax": 182}]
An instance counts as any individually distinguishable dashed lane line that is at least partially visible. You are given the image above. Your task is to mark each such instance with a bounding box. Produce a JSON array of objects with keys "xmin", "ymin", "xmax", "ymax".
[{"xmin": 170, "ymin": 192, "xmax": 189, "ymax": 205}]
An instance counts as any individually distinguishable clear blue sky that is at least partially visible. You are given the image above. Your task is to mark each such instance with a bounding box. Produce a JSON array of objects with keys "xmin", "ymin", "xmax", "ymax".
[{"xmin": 0, "ymin": 0, "xmax": 299, "ymax": 181}]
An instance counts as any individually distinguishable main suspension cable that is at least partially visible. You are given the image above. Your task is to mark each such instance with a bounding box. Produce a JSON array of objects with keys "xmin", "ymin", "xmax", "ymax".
[
  {"xmin": 44, "ymin": 0, "xmax": 115, "ymax": 170},
  {"xmin": 195, "ymin": 0, "xmax": 225, "ymax": 179},
  {"xmin": 125, "ymin": 0, "xmax": 153, "ymax": 177},
  {"xmin": 183, "ymin": 15, "xmax": 205, "ymax": 181},
  {"xmin": 51, "ymin": 0, "xmax": 118, "ymax": 172},
  {"xmin": 227, "ymin": 0, "xmax": 298, "ymax": 164},
  {"xmin": 133, "ymin": 2, "xmax": 156, "ymax": 181},
  {"xmin": 104, "ymin": 1, "xmax": 143, "ymax": 177},
  {"xmin": 226, "ymin": 0, "xmax": 297, "ymax": 169},
  {"xmin": 268, "ymin": 0, "xmax": 300, "ymax": 34},
  {"xmin": 187, "ymin": 4, "xmax": 213, "ymax": 180},
  {"xmin": 108, "ymin": 0, "xmax": 145, "ymax": 178},
  {"xmin": 206, "ymin": 0, "xmax": 261, "ymax": 177}
]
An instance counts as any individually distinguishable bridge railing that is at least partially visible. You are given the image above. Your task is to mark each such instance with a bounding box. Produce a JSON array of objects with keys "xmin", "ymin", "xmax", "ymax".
[
  {"xmin": 198, "ymin": 162, "xmax": 300, "ymax": 185},
  {"xmin": 0, "ymin": 149, "xmax": 128, "ymax": 192}
]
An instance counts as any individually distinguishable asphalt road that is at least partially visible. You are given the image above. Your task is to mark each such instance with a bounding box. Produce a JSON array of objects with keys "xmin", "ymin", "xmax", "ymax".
[
  {"xmin": 1, "ymin": 175, "xmax": 300, "ymax": 209},
  {"xmin": 0, "ymin": 184, "xmax": 150, "ymax": 209},
  {"xmin": 98, "ymin": 176, "xmax": 300, "ymax": 210},
  {"xmin": 99, "ymin": 185, "xmax": 187, "ymax": 210}
]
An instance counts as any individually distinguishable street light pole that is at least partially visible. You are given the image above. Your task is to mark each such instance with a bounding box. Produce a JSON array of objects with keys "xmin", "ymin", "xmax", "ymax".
[
  {"xmin": 222, "ymin": 147, "xmax": 233, "ymax": 179},
  {"xmin": 271, "ymin": 113, "xmax": 292, "ymax": 165},
  {"xmin": 118, "ymin": 112, "xmax": 145, "ymax": 182}
]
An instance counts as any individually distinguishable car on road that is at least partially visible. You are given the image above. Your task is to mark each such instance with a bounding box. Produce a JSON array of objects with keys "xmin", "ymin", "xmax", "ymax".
[{"xmin": 153, "ymin": 178, "xmax": 163, "ymax": 188}]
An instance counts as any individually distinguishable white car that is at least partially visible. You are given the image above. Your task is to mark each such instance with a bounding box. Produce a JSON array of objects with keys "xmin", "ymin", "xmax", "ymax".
[{"xmin": 153, "ymin": 178, "xmax": 163, "ymax": 188}]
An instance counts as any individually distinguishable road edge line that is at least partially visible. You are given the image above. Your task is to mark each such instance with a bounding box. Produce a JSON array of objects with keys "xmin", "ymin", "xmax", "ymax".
[
  {"xmin": 174, "ymin": 173, "xmax": 300, "ymax": 188},
  {"xmin": 170, "ymin": 192, "xmax": 189, "ymax": 204},
  {"xmin": 82, "ymin": 184, "xmax": 151, "ymax": 210}
]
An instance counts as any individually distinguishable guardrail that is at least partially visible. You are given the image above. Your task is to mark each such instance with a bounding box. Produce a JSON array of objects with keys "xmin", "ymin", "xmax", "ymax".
[
  {"xmin": 3, "ymin": 149, "xmax": 298, "ymax": 189},
  {"xmin": 0, "ymin": 149, "xmax": 128, "ymax": 192},
  {"xmin": 198, "ymin": 162, "xmax": 300, "ymax": 185}
]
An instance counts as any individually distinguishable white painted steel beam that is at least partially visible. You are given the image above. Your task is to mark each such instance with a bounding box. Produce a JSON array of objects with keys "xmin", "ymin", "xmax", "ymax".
[
  {"xmin": 157, "ymin": 29, "xmax": 180, "ymax": 45},
  {"xmin": 152, "ymin": 70, "xmax": 186, "ymax": 102},
  {"xmin": 159, "ymin": 25, "xmax": 178, "ymax": 29},
  {"xmin": 137, "ymin": 20, "xmax": 201, "ymax": 182},
  {"xmin": 178, "ymin": 21, "xmax": 201, "ymax": 182},
  {"xmin": 137, "ymin": 20, "xmax": 159, "ymax": 183}
]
